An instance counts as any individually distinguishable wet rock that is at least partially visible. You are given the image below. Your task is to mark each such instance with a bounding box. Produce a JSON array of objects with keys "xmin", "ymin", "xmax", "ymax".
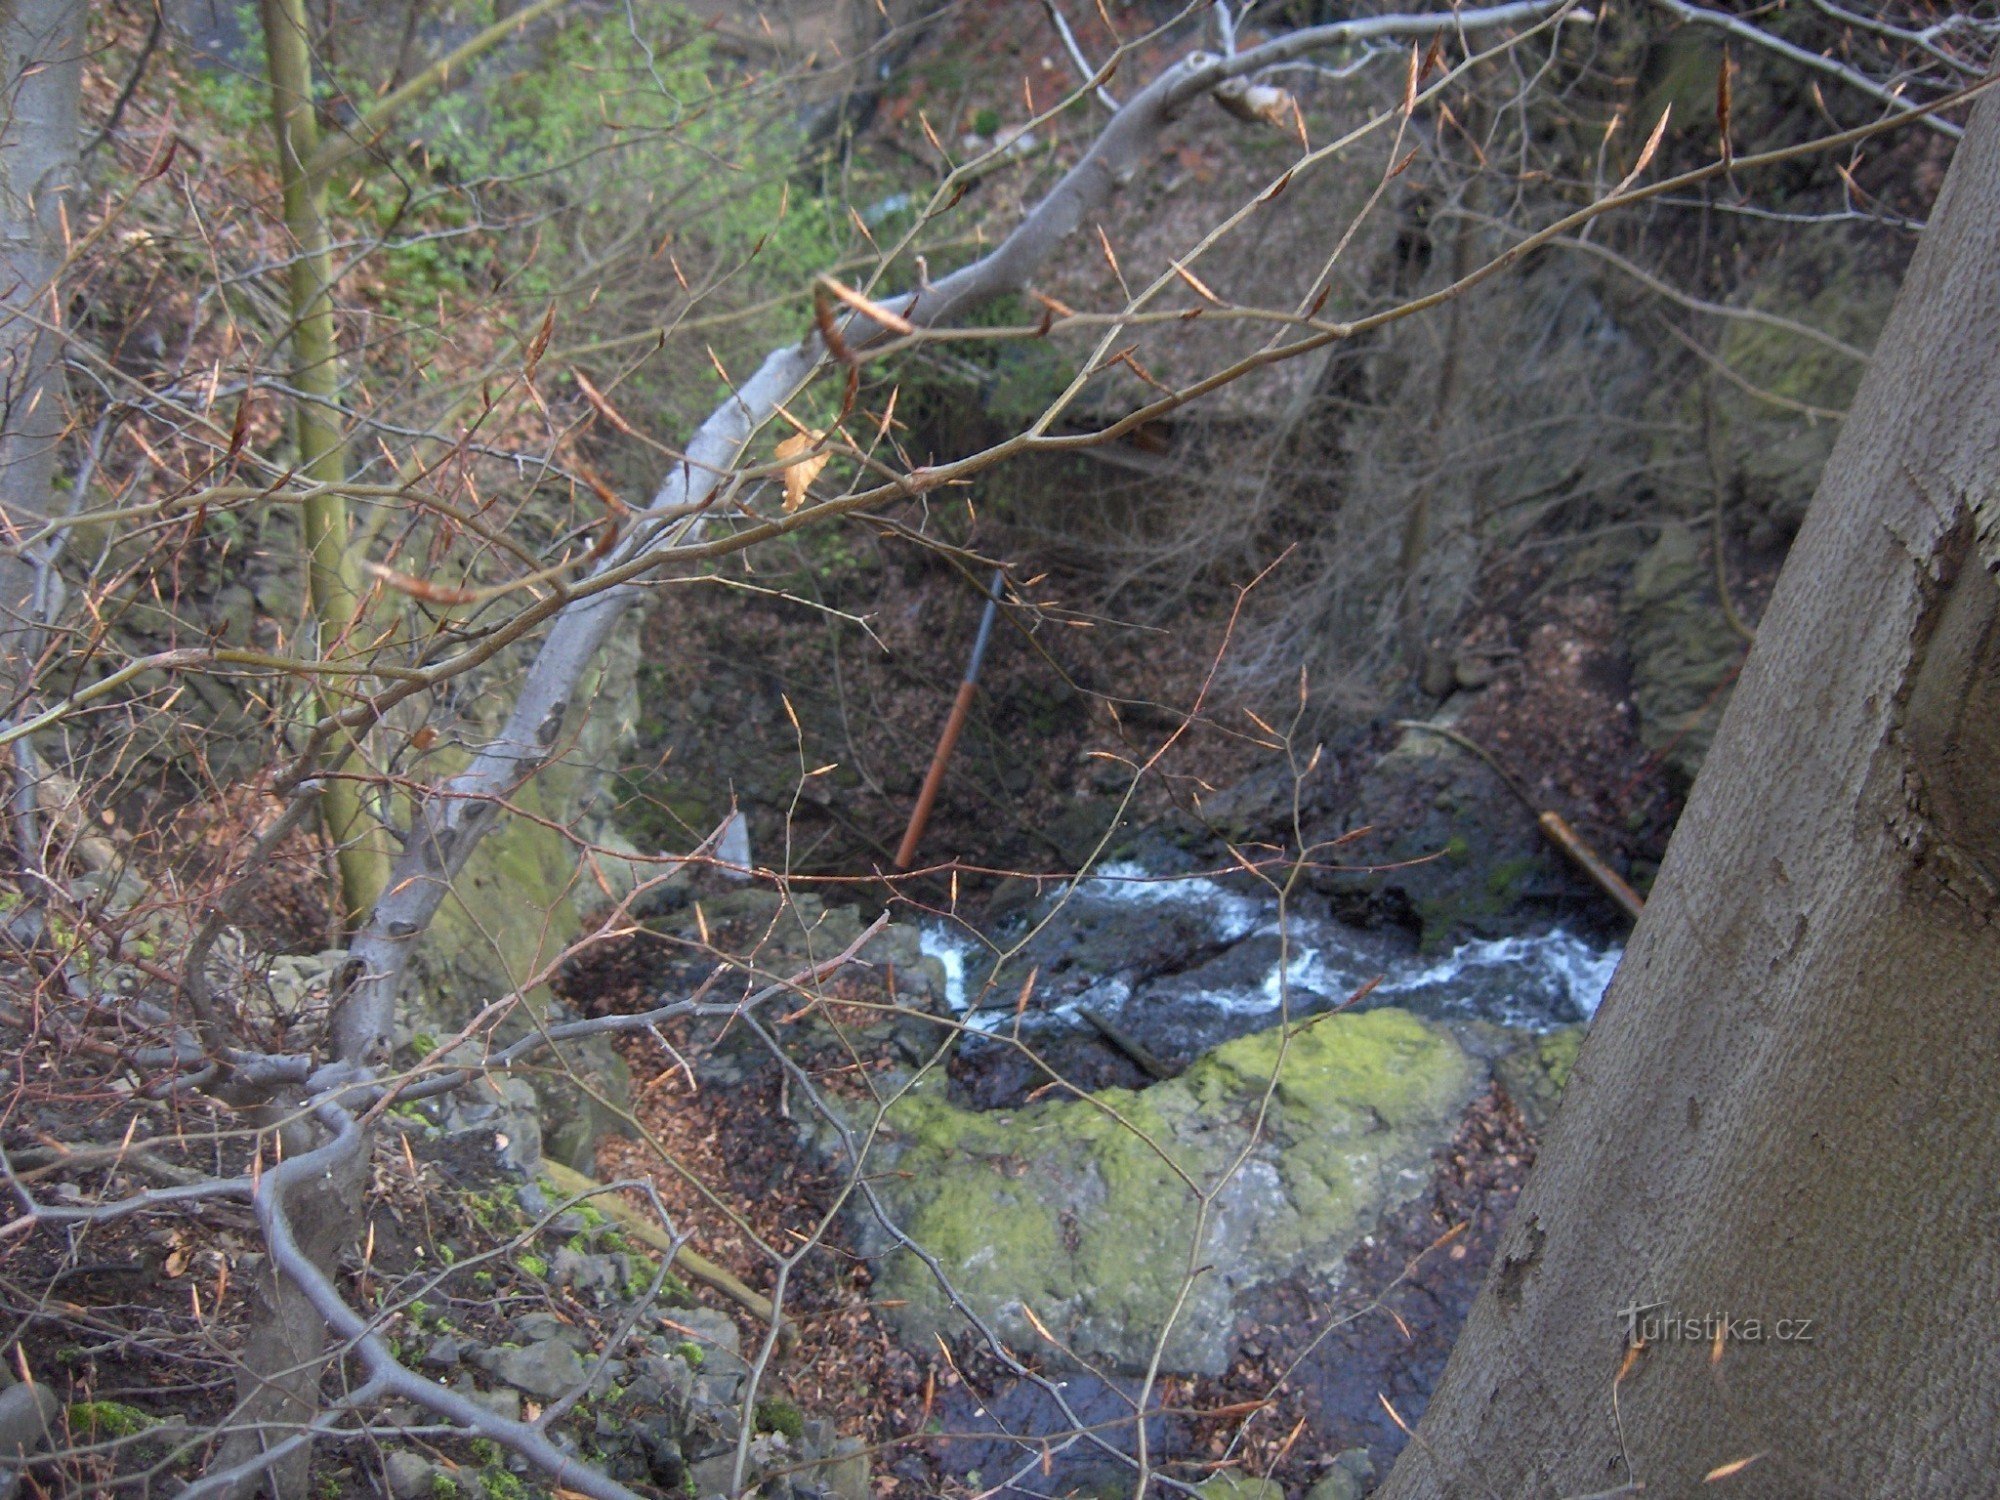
[
  {"xmin": 929, "ymin": 1373, "xmax": 1176, "ymax": 1498},
  {"xmin": 861, "ymin": 1008, "xmax": 1480, "ymax": 1375},
  {"xmin": 1304, "ymin": 708, "xmax": 1615, "ymax": 948}
]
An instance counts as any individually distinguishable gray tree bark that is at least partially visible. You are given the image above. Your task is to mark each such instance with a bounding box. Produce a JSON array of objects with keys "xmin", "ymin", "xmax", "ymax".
[
  {"xmin": 0, "ymin": 0, "xmax": 79, "ymax": 675},
  {"xmin": 1375, "ymin": 80, "xmax": 2000, "ymax": 1500}
]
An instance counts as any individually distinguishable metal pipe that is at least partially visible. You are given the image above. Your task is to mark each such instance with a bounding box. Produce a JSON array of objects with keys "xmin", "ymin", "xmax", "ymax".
[{"xmin": 894, "ymin": 570, "xmax": 1005, "ymax": 869}]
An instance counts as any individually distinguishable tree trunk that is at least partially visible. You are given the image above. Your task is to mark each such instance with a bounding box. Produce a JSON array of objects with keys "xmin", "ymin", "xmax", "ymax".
[
  {"xmin": 1375, "ymin": 84, "xmax": 2000, "ymax": 1500},
  {"xmin": 259, "ymin": 0, "xmax": 390, "ymax": 927},
  {"xmin": 0, "ymin": 0, "xmax": 81, "ymax": 677}
]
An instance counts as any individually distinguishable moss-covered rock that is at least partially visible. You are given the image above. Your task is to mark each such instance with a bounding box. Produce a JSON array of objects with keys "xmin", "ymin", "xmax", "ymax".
[
  {"xmin": 1493, "ymin": 1023, "xmax": 1585, "ymax": 1132},
  {"xmin": 862, "ymin": 1008, "xmax": 1477, "ymax": 1375}
]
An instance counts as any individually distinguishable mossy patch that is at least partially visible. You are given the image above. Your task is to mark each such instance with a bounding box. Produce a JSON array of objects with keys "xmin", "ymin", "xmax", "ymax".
[
  {"xmin": 754, "ymin": 1397, "xmax": 805, "ymax": 1441},
  {"xmin": 867, "ymin": 1008, "xmax": 1476, "ymax": 1374},
  {"xmin": 67, "ymin": 1400, "xmax": 155, "ymax": 1440}
]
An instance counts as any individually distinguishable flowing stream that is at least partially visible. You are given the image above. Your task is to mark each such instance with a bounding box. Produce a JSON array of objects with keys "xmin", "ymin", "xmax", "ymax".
[{"xmin": 922, "ymin": 860, "xmax": 1617, "ymax": 1095}]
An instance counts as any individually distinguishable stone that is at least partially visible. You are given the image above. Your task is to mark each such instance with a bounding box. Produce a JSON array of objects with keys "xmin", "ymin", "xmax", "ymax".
[
  {"xmin": 383, "ymin": 1451, "xmax": 439, "ymax": 1500},
  {"xmin": 1307, "ymin": 711, "xmax": 1572, "ymax": 948},
  {"xmin": 668, "ymin": 1307, "xmax": 741, "ymax": 1358},
  {"xmin": 1305, "ymin": 1446, "xmax": 1377, "ymax": 1500},
  {"xmin": 421, "ymin": 1335, "xmax": 462, "ymax": 1369},
  {"xmin": 464, "ymin": 1385, "xmax": 521, "ymax": 1423},
  {"xmin": 1492, "ymin": 1024, "xmax": 1584, "ymax": 1132},
  {"xmin": 477, "ymin": 1337, "xmax": 587, "ymax": 1400},
  {"xmin": 513, "ymin": 1312, "xmax": 593, "ymax": 1351},
  {"xmin": 439, "ymin": 1075, "xmax": 542, "ymax": 1174},
  {"xmin": 1621, "ymin": 523, "xmax": 1747, "ymax": 784},
  {"xmin": 862, "ymin": 1008, "xmax": 1479, "ymax": 1375},
  {"xmin": 552, "ymin": 1246, "xmax": 634, "ymax": 1302},
  {"xmin": 0, "ymin": 1383, "xmax": 57, "ymax": 1461},
  {"xmin": 689, "ymin": 1452, "xmax": 743, "ymax": 1499},
  {"xmin": 819, "ymin": 1435, "xmax": 872, "ymax": 1500}
]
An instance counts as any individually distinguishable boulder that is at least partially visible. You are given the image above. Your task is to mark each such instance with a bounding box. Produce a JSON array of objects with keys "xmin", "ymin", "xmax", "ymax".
[
  {"xmin": 476, "ymin": 1336, "xmax": 587, "ymax": 1401},
  {"xmin": 861, "ymin": 1008, "xmax": 1479, "ymax": 1375}
]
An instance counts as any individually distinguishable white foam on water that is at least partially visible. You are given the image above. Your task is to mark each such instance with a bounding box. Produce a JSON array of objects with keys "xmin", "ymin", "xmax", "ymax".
[
  {"xmin": 1067, "ymin": 860, "xmax": 1265, "ymax": 943},
  {"xmin": 1377, "ymin": 928, "xmax": 1622, "ymax": 1019},
  {"xmin": 922, "ymin": 870, "xmax": 1623, "ymax": 1039},
  {"xmin": 919, "ymin": 924, "xmax": 978, "ymax": 1015}
]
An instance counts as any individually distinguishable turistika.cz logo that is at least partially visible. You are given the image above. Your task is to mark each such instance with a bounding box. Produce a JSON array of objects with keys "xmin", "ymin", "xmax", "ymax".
[{"xmin": 1619, "ymin": 1302, "xmax": 1816, "ymax": 1349}]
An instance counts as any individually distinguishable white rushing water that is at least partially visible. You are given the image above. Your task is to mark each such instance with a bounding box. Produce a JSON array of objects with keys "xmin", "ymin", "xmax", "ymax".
[{"xmin": 921, "ymin": 859, "xmax": 1621, "ymax": 1037}]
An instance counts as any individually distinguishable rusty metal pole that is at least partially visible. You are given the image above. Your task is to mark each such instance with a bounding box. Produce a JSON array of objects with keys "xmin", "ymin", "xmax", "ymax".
[{"xmin": 894, "ymin": 570, "xmax": 1005, "ymax": 869}]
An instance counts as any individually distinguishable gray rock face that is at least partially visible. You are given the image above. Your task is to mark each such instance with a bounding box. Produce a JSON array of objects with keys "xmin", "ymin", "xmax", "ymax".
[
  {"xmin": 1622, "ymin": 522, "xmax": 1747, "ymax": 784},
  {"xmin": 1310, "ymin": 714, "xmax": 1584, "ymax": 947}
]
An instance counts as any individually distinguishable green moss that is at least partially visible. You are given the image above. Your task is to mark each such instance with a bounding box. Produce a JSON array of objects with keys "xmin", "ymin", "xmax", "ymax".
[
  {"xmin": 754, "ymin": 1397, "xmax": 806, "ymax": 1441},
  {"xmin": 674, "ymin": 1340, "xmax": 705, "ymax": 1368},
  {"xmin": 517, "ymin": 1252, "xmax": 549, "ymax": 1279},
  {"xmin": 873, "ymin": 1009, "xmax": 1475, "ymax": 1373},
  {"xmin": 68, "ymin": 1400, "xmax": 155, "ymax": 1439},
  {"xmin": 479, "ymin": 1468, "xmax": 527, "ymax": 1500},
  {"xmin": 1538, "ymin": 1026, "xmax": 1584, "ymax": 1091},
  {"xmin": 1197, "ymin": 1477, "xmax": 1284, "ymax": 1500},
  {"xmin": 430, "ymin": 1475, "xmax": 462, "ymax": 1500},
  {"xmin": 1485, "ymin": 855, "xmax": 1539, "ymax": 900}
]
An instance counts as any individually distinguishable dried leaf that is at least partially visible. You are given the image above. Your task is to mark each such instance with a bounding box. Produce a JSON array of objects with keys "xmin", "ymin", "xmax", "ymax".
[
  {"xmin": 522, "ymin": 304, "xmax": 555, "ymax": 380},
  {"xmin": 816, "ymin": 275, "xmax": 915, "ymax": 336},
  {"xmin": 1614, "ymin": 105, "xmax": 1672, "ymax": 197},
  {"xmin": 572, "ymin": 368, "xmax": 640, "ymax": 438},
  {"xmin": 1717, "ymin": 46, "xmax": 1735, "ymax": 168},
  {"xmin": 363, "ymin": 560, "xmax": 478, "ymax": 606},
  {"xmin": 774, "ymin": 430, "xmax": 829, "ymax": 512},
  {"xmin": 1171, "ymin": 260, "xmax": 1225, "ymax": 306}
]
